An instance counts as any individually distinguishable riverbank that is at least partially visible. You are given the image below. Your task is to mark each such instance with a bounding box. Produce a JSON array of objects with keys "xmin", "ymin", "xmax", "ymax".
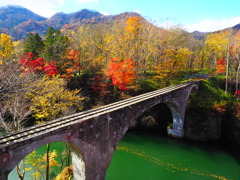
[{"xmin": 184, "ymin": 78, "xmax": 240, "ymax": 147}]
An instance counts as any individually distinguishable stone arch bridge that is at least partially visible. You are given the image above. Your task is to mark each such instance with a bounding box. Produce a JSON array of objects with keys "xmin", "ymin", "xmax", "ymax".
[{"xmin": 0, "ymin": 81, "xmax": 199, "ymax": 180}]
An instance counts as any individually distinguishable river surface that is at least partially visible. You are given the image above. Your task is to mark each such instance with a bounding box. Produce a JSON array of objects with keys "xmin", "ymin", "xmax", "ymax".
[
  {"xmin": 106, "ymin": 130, "xmax": 240, "ymax": 180},
  {"xmin": 6, "ymin": 130, "xmax": 240, "ymax": 180}
]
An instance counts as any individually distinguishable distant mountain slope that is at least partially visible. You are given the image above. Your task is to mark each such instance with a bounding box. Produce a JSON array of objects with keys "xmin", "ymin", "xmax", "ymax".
[
  {"xmin": 0, "ymin": 5, "xmax": 142, "ymax": 40},
  {"xmin": 47, "ymin": 9, "xmax": 142, "ymax": 29},
  {"xmin": 46, "ymin": 12, "xmax": 69, "ymax": 29},
  {"xmin": 190, "ymin": 31, "xmax": 206, "ymax": 40},
  {"xmin": 46, "ymin": 9, "xmax": 104, "ymax": 28},
  {"xmin": 233, "ymin": 23, "xmax": 240, "ymax": 31},
  {"xmin": 11, "ymin": 20, "xmax": 49, "ymax": 40},
  {"xmin": 0, "ymin": 5, "xmax": 47, "ymax": 34}
]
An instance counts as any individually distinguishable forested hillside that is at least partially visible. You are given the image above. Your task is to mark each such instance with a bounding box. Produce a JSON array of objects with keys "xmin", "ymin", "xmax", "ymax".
[{"xmin": 0, "ymin": 6, "xmax": 47, "ymax": 37}]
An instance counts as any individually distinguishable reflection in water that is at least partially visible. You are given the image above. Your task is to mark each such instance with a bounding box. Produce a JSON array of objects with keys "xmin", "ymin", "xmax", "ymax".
[{"xmin": 106, "ymin": 131, "xmax": 240, "ymax": 180}]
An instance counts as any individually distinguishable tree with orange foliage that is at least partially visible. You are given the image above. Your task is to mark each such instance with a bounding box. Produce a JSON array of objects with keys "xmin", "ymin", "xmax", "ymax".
[
  {"xmin": 61, "ymin": 49, "xmax": 84, "ymax": 81},
  {"xmin": 125, "ymin": 17, "xmax": 141, "ymax": 38},
  {"xmin": 107, "ymin": 58, "xmax": 136, "ymax": 90},
  {"xmin": 123, "ymin": 16, "xmax": 144, "ymax": 76},
  {"xmin": 215, "ymin": 58, "xmax": 226, "ymax": 74}
]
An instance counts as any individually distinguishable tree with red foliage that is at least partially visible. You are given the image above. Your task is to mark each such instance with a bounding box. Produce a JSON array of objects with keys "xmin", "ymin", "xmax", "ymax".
[
  {"xmin": 20, "ymin": 52, "xmax": 59, "ymax": 77},
  {"xmin": 89, "ymin": 74, "xmax": 115, "ymax": 104},
  {"xmin": 43, "ymin": 61, "xmax": 59, "ymax": 77},
  {"xmin": 20, "ymin": 52, "xmax": 44, "ymax": 73},
  {"xmin": 107, "ymin": 58, "xmax": 136, "ymax": 90},
  {"xmin": 235, "ymin": 90, "xmax": 240, "ymax": 99},
  {"xmin": 215, "ymin": 58, "xmax": 226, "ymax": 74}
]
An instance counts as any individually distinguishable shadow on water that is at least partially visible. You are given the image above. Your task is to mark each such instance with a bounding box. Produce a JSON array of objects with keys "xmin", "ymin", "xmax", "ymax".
[
  {"xmin": 181, "ymin": 136, "xmax": 240, "ymax": 166},
  {"xmin": 132, "ymin": 101, "xmax": 240, "ymax": 167},
  {"xmin": 108, "ymin": 127, "xmax": 240, "ymax": 180},
  {"xmin": 131, "ymin": 128, "xmax": 240, "ymax": 165}
]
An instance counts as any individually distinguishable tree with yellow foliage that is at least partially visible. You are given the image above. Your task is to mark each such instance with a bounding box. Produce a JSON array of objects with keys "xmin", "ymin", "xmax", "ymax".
[
  {"xmin": 0, "ymin": 33, "xmax": 13, "ymax": 65},
  {"xmin": 26, "ymin": 76, "xmax": 84, "ymax": 121},
  {"xmin": 231, "ymin": 30, "xmax": 240, "ymax": 91},
  {"xmin": 154, "ymin": 48, "xmax": 192, "ymax": 86},
  {"xmin": 205, "ymin": 30, "xmax": 230, "ymax": 70},
  {"xmin": 55, "ymin": 166, "xmax": 73, "ymax": 180},
  {"xmin": 205, "ymin": 29, "xmax": 232, "ymax": 93},
  {"xmin": 25, "ymin": 148, "xmax": 60, "ymax": 180}
]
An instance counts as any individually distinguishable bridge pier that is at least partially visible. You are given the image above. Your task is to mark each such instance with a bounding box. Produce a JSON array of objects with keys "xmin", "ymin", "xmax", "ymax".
[
  {"xmin": 167, "ymin": 128, "xmax": 184, "ymax": 138},
  {"xmin": 68, "ymin": 143, "xmax": 85, "ymax": 180},
  {"xmin": 163, "ymin": 101, "xmax": 185, "ymax": 138}
]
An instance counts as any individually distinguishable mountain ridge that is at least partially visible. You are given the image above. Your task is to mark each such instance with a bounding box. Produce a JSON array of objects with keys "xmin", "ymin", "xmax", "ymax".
[
  {"xmin": 0, "ymin": 5, "xmax": 47, "ymax": 29},
  {"xmin": 0, "ymin": 5, "xmax": 240, "ymax": 40},
  {"xmin": 0, "ymin": 5, "xmax": 142, "ymax": 40}
]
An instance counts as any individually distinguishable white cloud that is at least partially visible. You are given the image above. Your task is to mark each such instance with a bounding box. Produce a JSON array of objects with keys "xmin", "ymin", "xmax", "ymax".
[
  {"xmin": 154, "ymin": 18, "xmax": 180, "ymax": 29},
  {"xmin": 133, "ymin": 10, "xmax": 141, "ymax": 14},
  {"xmin": 100, "ymin": 11, "xmax": 109, "ymax": 16},
  {"xmin": 78, "ymin": 0, "xmax": 99, "ymax": 3},
  {"xmin": 184, "ymin": 17, "xmax": 240, "ymax": 32},
  {"xmin": 0, "ymin": 0, "xmax": 65, "ymax": 17}
]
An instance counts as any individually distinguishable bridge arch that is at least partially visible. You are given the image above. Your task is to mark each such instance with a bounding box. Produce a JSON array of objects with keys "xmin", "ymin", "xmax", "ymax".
[
  {"xmin": 106, "ymin": 99, "xmax": 185, "ymax": 179},
  {"xmin": 189, "ymin": 84, "xmax": 199, "ymax": 93},
  {"xmin": 112, "ymin": 82, "xmax": 200, "ymax": 157},
  {"xmin": 132, "ymin": 101, "xmax": 182, "ymax": 136},
  {"xmin": 2, "ymin": 133, "xmax": 86, "ymax": 179},
  {"xmin": 134, "ymin": 102, "xmax": 173, "ymax": 132}
]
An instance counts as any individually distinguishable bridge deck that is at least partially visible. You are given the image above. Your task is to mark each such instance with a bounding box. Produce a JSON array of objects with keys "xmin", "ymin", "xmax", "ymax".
[{"xmin": 0, "ymin": 81, "xmax": 198, "ymax": 148}]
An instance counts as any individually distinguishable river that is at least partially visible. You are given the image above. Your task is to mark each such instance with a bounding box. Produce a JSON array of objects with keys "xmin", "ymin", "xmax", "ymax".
[
  {"xmin": 6, "ymin": 130, "xmax": 240, "ymax": 180},
  {"xmin": 106, "ymin": 130, "xmax": 240, "ymax": 180}
]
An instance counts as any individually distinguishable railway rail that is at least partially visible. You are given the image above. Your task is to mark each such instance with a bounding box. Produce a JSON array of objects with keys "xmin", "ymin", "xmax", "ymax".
[{"xmin": 0, "ymin": 81, "xmax": 197, "ymax": 148}]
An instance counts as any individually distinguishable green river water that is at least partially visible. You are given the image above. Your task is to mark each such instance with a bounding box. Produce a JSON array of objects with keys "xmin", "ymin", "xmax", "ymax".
[
  {"xmin": 106, "ymin": 131, "xmax": 240, "ymax": 180},
  {"xmin": 7, "ymin": 130, "xmax": 240, "ymax": 180}
]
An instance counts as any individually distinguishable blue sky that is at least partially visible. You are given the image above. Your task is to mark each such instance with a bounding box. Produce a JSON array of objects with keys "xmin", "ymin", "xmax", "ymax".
[{"xmin": 1, "ymin": 0, "xmax": 240, "ymax": 32}]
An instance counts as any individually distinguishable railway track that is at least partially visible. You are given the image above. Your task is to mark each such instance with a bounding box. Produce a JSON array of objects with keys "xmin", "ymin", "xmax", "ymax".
[{"xmin": 0, "ymin": 81, "xmax": 198, "ymax": 148}]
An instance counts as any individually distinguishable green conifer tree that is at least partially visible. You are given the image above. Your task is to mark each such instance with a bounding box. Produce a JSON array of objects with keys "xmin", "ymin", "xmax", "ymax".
[
  {"xmin": 23, "ymin": 33, "xmax": 44, "ymax": 58},
  {"xmin": 43, "ymin": 27, "xmax": 70, "ymax": 73}
]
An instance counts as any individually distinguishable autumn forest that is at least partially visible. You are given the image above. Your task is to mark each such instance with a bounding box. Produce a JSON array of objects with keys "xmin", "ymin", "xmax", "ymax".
[
  {"xmin": 1, "ymin": 4, "xmax": 240, "ymax": 179},
  {"xmin": 1, "ymin": 12, "xmax": 240, "ymax": 132}
]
